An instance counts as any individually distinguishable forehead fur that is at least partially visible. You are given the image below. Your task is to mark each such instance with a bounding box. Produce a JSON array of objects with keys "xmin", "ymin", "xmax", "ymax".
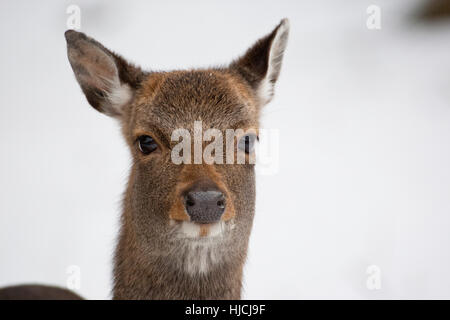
[{"xmin": 128, "ymin": 69, "xmax": 259, "ymax": 140}]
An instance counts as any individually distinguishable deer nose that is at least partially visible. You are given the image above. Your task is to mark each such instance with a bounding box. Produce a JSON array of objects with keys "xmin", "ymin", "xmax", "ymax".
[{"xmin": 184, "ymin": 190, "xmax": 226, "ymax": 224}]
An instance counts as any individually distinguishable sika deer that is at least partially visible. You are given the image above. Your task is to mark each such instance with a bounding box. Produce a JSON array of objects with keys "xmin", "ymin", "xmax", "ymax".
[{"xmin": 0, "ymin": 19, "xmax": 289, "ymax": 300}]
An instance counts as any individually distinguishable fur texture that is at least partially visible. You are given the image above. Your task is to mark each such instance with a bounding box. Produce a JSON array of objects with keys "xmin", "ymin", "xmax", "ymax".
[{"xmin": 64, "ymin": 19, "xmax": 289, "ymax": 300}]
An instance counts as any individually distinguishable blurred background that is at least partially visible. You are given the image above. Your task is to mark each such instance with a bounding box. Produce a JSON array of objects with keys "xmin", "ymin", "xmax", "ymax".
[{"xmin": 1, "ymin": 0, "xmax": 450, "ymax": 299}]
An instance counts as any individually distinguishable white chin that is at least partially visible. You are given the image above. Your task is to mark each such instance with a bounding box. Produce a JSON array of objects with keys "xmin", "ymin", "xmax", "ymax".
[
  {"xmin": 170, "ymin": 220, "xmax": 237, "ymax": 239},
  {"xmin": 179, "ymin": 221, "xmax": 225, "ymax": 238}
]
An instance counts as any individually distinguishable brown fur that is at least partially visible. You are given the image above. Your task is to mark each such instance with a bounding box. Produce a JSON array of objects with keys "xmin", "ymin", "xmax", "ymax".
[
  {"xmin": 66, "ymin": 20, "xmax": 288, "ymax": 300},
  {"xmin": 113, "ymin": 69, "xmax": 258, "ymax": 299},
  {"xmin": 0, "ymin": 285, "xmax": 83, "ymax": 300},
  {"xmin": 0, "ymin": 19, "xmax": 288, "ymax": 301},
  {"xmin": 415, "ymin": 0, "xmax": 450, "ymax": 21},
  {"xmin": 64, "ymin": 20, "xmax": 288, "ymax": 300}
]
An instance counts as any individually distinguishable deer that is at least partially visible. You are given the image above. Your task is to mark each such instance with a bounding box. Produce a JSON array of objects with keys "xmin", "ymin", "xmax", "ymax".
[{"xmin": 0, "ymin": 19, "xmax": 289, "ymax": 300}]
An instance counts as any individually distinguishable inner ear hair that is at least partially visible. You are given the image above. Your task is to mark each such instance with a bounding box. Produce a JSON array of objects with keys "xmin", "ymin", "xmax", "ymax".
[
  {"xmin": 65, "ymin": 30, "xmax": 144, "ymax": 118},
  {"xmin": 230, "ymin": 18, "xmax": 290, "ymax": 106}
]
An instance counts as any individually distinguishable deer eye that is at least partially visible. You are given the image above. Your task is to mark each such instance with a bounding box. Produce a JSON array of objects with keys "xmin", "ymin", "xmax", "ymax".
[
  {"xmin": 138, "ymin": 135, "xmax": 158, "ymax": 155},
  {"xmin": 238, "ymin": 133, "xmax": 257, "ymax": 154}
]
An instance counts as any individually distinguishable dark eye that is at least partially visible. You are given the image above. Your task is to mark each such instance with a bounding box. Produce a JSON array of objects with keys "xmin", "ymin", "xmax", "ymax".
[
  {"xmin": 238, "ymin": 134, "xmax": 257, "ymax": 154},
  {"xmin": 138, "ymin": 135, "xmax": 158, "ymax": 155}
]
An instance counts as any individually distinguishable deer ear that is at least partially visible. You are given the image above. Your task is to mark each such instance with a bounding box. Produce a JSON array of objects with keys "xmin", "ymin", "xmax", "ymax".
[
  {"xmin": 65, "ymin": 30, "xmax": 143, "ymax": 118},
  {"xmin": 230, "ymin": 19, "xmax": 289, "ymax": 106}
]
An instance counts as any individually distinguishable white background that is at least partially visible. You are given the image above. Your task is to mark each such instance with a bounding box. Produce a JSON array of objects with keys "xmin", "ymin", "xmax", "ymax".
[{"xmin": 1, "ymin": 0, "xmax": 450, "ymax": 299}]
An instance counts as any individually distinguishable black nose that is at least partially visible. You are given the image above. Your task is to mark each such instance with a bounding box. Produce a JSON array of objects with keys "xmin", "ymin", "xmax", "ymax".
[{"xmin": 184, "ymin": 189, "xmax": 226, "ymax": 224}]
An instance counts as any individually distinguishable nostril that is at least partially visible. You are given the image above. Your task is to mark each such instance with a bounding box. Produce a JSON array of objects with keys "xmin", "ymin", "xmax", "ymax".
[
  {"xmin": 186, "ymin": 196, "xmax": 195, "ymax": 207},
  {"xmin": 217, "ymin": 199, "xmax": 225, "ymax": 209}
]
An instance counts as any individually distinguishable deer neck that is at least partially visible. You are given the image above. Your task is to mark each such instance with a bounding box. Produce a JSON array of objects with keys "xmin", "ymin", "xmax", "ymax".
[{"xmin": 112, "ymin": 204, "xmax": 248, "ymax": 299}]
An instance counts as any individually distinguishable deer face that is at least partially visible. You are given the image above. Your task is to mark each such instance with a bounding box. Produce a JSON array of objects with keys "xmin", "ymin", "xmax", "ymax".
[{"xmin": 65, "ymin": 20, "xmax": 289, "ymax": 274}]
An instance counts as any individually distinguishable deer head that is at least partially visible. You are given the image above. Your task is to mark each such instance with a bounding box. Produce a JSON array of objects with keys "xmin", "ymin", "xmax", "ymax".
[{"xmin": 65, "ymin": 19, "xmax": 289, "ymax": 299}]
